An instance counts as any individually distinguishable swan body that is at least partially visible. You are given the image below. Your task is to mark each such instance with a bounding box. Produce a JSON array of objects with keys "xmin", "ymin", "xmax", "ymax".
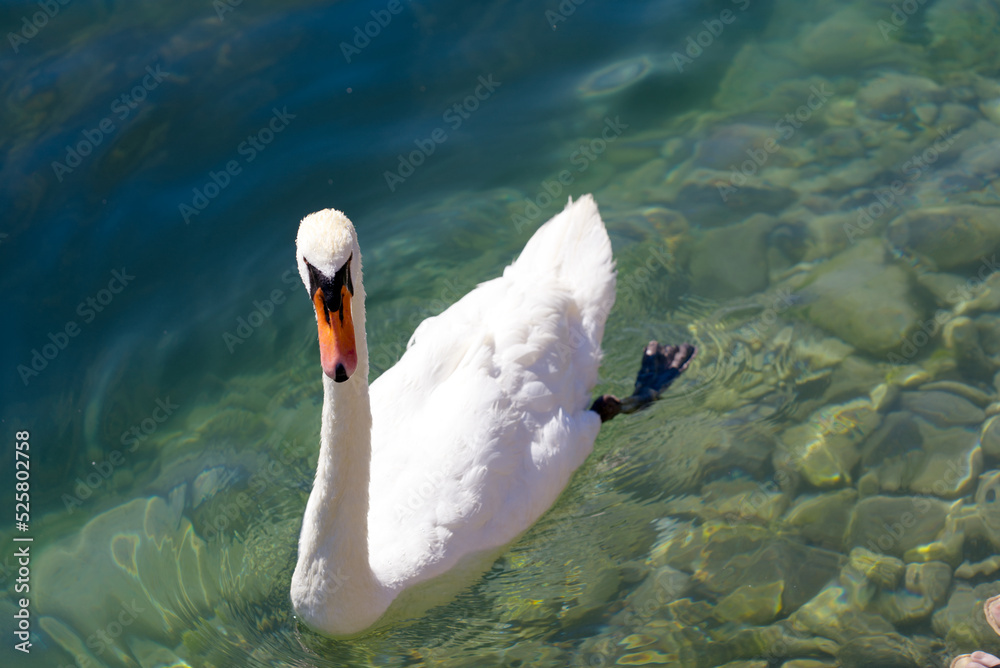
[{"xmin": 291, "ymin": 195, "xmax": 615, "ymax": 636}]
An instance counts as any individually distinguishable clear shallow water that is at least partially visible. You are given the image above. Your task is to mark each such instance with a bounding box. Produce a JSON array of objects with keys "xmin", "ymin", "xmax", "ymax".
[{"xmin": 5, "ymin": 0, "xmax": 1000, "ymax": 666}]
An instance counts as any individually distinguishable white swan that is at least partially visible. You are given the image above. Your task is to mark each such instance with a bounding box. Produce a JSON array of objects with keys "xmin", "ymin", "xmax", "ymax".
[{"xmin": 290, "ymin": 194, "xmax": 695, "ymax": 636}]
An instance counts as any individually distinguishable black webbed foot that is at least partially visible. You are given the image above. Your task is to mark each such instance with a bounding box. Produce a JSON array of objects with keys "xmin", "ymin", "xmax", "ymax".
[
  {"xmin": 590, "ymin": 341, "xmax": 696, "ymax": 423},
  {"xmin": 630, "ymin": 342, "xmax": 697, "ymax": 403}
]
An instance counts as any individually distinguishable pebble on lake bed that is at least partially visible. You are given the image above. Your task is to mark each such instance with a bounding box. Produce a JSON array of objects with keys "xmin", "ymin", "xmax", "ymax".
[{"xmin": 793, "ymin": 239, "xmax": 923, "ymax": 355}]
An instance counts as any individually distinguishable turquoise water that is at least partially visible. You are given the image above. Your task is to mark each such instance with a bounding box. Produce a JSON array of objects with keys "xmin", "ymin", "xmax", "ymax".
[{"xmin": 5, "ymin": 0, "xmax": 1000, "ymax": 666}]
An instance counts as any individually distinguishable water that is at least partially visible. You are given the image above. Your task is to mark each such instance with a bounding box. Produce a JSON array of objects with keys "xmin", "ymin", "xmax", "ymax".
[{"xmin": 5, "ymin": 0, "xmax": 1000, "ymax": 665}]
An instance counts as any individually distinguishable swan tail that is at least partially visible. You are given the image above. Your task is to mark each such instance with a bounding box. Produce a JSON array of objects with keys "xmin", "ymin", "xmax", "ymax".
[{"xmin": 507, "ymin": 194, "xmax": 616, "ymax": 338}]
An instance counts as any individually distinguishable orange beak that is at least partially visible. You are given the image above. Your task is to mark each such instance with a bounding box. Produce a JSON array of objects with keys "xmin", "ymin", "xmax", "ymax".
[{"xmin": 313, "ymin": 285, "xmax": 357, "ymax": 382}]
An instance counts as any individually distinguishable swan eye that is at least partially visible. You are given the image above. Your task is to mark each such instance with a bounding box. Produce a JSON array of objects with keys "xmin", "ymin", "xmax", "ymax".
[
  {"xmin": 305, "ymin": 255, "xmax": 354, "ymax": 317},
  {"xmin": 325, "ymin": 256, "xmax": 353, "ymax": 319}
]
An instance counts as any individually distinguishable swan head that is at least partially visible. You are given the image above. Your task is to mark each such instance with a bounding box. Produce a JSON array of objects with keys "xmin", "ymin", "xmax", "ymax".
[{"xmin": 296, "ymin": 208, "xmax": 360, "ymax": 383}]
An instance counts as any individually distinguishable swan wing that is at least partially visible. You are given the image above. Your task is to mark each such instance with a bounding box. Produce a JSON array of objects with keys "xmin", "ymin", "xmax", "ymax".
[{"xmin": 367, "ymin": 195, "xmax": 615, "ymax": 590}]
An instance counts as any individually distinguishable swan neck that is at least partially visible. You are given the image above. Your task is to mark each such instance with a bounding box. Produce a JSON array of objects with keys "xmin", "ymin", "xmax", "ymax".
[{"xmin": 293, "ymin": 278, "xmax": 386, "ymax": 635}]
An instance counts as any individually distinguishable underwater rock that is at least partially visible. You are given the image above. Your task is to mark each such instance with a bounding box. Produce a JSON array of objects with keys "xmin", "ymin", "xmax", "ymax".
[
  {"xmin": 781, "ymin": 488, "xmax": 858, "ymax": 551},
  {"xmin": 692, "ymin": 526, "xmax": 842, "ymax": 617},
  {"xmin": 886, "ymin": 205, "xmax": 1000, "ymax": 271},
  {"xmin": 558, "ymin": 563, "xmax": 624, "ymax": 627},
  {"xmin": 940, "ymin": 104, "xmax": 982, "ymax": 134},
  {"xmin": 918, "ymin": 271, "xmax": 971, "ymax": 308},
  {"xmin": 785, "ymin": 211, "xmax": 854, "ymax": 262},
  {"xmin": 937, "ymin": 121, "xmax": 1000, "ymax": 179},
  {"xmin": 845, "ymin": 495, "xmax": 950, "ymax": 558},
  {"xmin": 720, "ymin": 624, "xmax": 839, "ymax": 665},
  {"xmin": 575, "ymin": 621, "xmax": 723, "ymax": 668},
  {"xmin": 627, "ymin": 565, "xmax": 693, "ymax": 621},
  {"xmin": 933, "ymin": 582, "xmax": 1000, "ymax": 653},
  {"xmin": 662, "ymin": 599, "xmax": 715, "ymax": 628},
  {"xmin": 981, "ymin": 417, "xmax": 1000, "ymax": 458},
  {"xmin": 857, "ymin": 470, "xmax": 881, "ymax": 498},
  {"xmin": 691, "ymin": 317, "xmax": 857, "ymax": 419},
  {"xmin": 982, "ymin": 98, "xmax": 1000, "ymax": 126},
  {"xmin": 847, "ymin": 547, "xmax": 906, "ymax": 590},
  {"xmin": 672, "ymin": 169, "xmax": 797, "ymax": 228},
  {"xmin": 689, "ymin": 214, "xmax": 778, "ymax": 298},
  {"xmin": 870, "ymin": 383, "xmax": 902, "ymax": 413},
  {"xmin": 614, "ymin": 650, "xmax": 676, "ymax": 665},
  {"xmin": 667, "ymin": 478, "xmax": 789, "ymax": 527},
  {"xmin": 943, "ymin": 317, "xmax": 996, "ymax": 379},
  {"xmin": 875, "ymin": 561, "xmax": 953, "ymax": 625},
  {"xmin": 836, "ymin": 633, "xmax": 929, "ymax": 668},
  {"xmin": 766, "ymin": 215, "xmax": 823, "ymax": 272},
  {"xmin": 944, "ymin": 471, "xmax": 1000, "ymax": 578},
  {"xmin": 907, "ymin": 561, "xmax": 953, "ymax": 606},
  {"xmin": 897, "ymin": 416, "xmax": 982, "ymax": 498},
  {"xmin": 975, "ymin": 469, "xmax": 1000, "ymax": 511},
  {"xmin": 797, "ymin": 8, "xmax": 903, "ymax": 73},
  {"xmin": 957, "ymin": 139, "xmax": 1000, "ymax": 181},
  {"xmin": 692, "ymin": 124, "xmax": 781, "ymax": 171},
  {"xmin": 714, "ymin": 581, "xmax": 785, "ymax": 625},
  {"xmin": 592, "ymin": 408, "xmax": 776, "ymax": 498},
  {"xmin": 926, "ymin": 0, "xmax": 1000, "ymax": 73},
  {"xmin": 921, "ymin": 381, "xmax": 995, "ymax": 408},
  {"xmin": 820, "ymin": 356, "xmax": 886, "ymax": 406},
  {"xmin": 776, "ymin": 399, "xmax": 880, "ymax": 488},
  {"xmin": 890, "ymin": 365, "xmax": 935, "ymax": 389},
  {"xmin": 975, "ymin": 315, "xmax": 1000, "ymax": 362},
  {"xmin": 792, "ymin": 333, "xmax": 856, "ymax": 373},
  {"xmin": 794, "ymin": 238, "xmax": 922, "ymax": 354},
  {"xmin": 855, "ymin": 73, "xmax": 947, "ymax": 122},
  {"xmin": 789, "ymin": 583, "xmax": 896, "ymax": 645},
  {"xmin": 798, "ymin": 154, "xmax": 888, "ymax": 195},
  {"xmin": 954, "ymin": 277, "xmax": 1000, "ymax": 319},
  {"xmin": 620, "ymin": 560, "xmax": 651, "ymax": 586},
  {"xmin": 649, "ymin": 519, "xmax": 710, "ymax": 572},
  {"xmin": 860, "ymin": 411, "xmax": 925, "ymax": 493},
  {"xmin": 900, "ymin": 390, "xmax": 986, "ymax": 427}
]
